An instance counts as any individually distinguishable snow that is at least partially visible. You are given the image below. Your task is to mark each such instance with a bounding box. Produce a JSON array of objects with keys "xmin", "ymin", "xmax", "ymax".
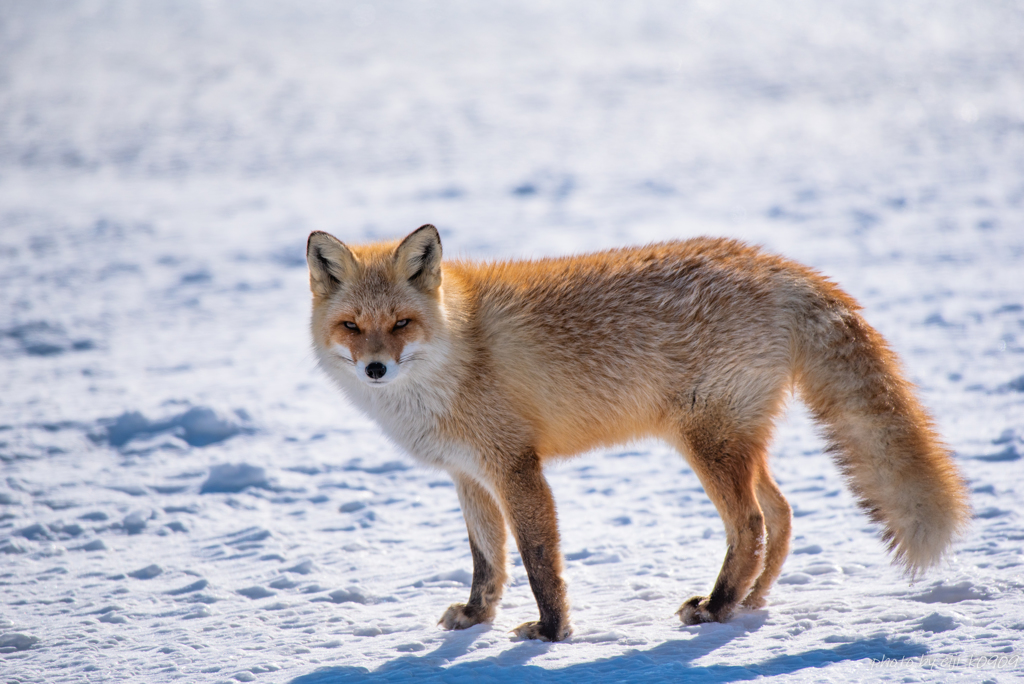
[{"xmin": 1, "ymin": 1, "xmax": 1023, "ymax": 682}]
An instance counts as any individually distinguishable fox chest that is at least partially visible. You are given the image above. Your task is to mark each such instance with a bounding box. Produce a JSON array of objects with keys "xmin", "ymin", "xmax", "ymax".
[{"xmin": 355, "ymin": 389, "xmax": 486, "ymax": 481}]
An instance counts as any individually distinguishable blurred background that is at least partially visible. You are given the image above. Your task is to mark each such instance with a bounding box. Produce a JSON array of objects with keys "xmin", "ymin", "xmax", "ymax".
[{"xmin": 2, "ymin": 1, "xmax": 1021, "ymax": 251}]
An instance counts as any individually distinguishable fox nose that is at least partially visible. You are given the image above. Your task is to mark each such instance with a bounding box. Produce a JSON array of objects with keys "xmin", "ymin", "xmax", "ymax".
[{"xmin": 365, "ymin": 362, "xmax": 387, "ymax": 380}]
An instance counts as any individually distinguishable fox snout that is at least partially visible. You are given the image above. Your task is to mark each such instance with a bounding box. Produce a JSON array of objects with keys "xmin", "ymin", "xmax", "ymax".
[
  {"xmin": 353, "ymin": 357, "xmax": 400, "ymax": 386},
  {"xmin": 365, "ymin": 362, "xmax": 387, "ymax": 380}
]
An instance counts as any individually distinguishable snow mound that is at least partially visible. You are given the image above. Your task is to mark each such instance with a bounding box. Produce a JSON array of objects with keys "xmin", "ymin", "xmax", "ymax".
[
  {"xmin": 238, "ymin": 586, "xmax": 276, "ymax": 600},
  {"xmin": 328, "ymin": 587, "xmax": 396, "ymax": 605},
  {"xmin": 918, "ymin": 611, "xmax": 963, "ymax": 633},
  {"xmin": 413, "ymin": 569, "xmax": 473, "ymax": 587},
  {"xmin": 127, "ymin": 564, "xmax": 163, "ymax": 579},
  {"xmin": 0, "ymin": 633, "xmax": 40, "ymax": 652},
  {"xmin": 911, "ymin": 580, "xmax": 991, "ymax": 604},
  {"xmin": 200, "ymin": 464, "xmax": 270, "ymax": 494},
  {"xmin": 0, "ymin": 321, "xmax": 94, "ymax": 357},
  {"xmin": 975, "ymin": 445, "xmax": 1020, "ymax": 462},
  {"xmin": 100, "ymin": 407, "xmax": 252, "ymax": 449},
  {"xmin": 285, "ymin": 560, "xmax": 316, "ymax": 575}
]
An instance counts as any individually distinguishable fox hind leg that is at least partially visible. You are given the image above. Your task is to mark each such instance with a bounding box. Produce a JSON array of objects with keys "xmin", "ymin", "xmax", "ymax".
[
  {"xmin": 439, "ymin": 475, "xmax": 509, "ymax": 630},
  {"xmin": 673, "ymin": 423, "xmax": 770, "ymax": 625},
  {"xmin": 742, "ymin": 467, "xmax": 792, "ymax": 609}
]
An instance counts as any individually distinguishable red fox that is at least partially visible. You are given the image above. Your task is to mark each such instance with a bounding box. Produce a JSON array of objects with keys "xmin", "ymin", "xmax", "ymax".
[{"xmin": 306, "ymin": 225, "xmax": 970, "ymax": 642}]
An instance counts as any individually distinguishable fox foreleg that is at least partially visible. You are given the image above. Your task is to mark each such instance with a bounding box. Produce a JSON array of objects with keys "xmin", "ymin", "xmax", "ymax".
[
  {"xmin": 439, "ymin": 475, "xmax": 509, "ymax": 630},
  {"xmin": 496, "ymin": 452, "xmax": 572, "ymax": 642}
]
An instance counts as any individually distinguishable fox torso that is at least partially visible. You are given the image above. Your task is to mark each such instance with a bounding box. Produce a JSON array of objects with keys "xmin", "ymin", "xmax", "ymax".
[{"xmin": 449, "ymin": 239, "xmax": 810, "ymax": 458}]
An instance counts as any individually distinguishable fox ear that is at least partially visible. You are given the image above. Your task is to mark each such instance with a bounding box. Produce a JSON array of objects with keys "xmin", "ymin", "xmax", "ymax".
[
  {"xmin": 394, "ymin": 224, "xmax": 442, "ymax": 292},
  {"xmin": 307, "ymin": 231, "xmax": 357, "ymax": 298}
]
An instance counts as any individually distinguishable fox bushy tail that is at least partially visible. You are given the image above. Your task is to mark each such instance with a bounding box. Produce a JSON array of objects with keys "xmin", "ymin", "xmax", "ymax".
[{"xmin": 792, "ymin": 289, "xmax": 970, "ymax": 576}]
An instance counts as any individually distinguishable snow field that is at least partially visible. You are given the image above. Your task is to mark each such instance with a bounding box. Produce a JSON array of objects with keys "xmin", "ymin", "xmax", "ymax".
[{"xmin": 1, "ymin": 1, "xmax": 1023, "ymax": 682}]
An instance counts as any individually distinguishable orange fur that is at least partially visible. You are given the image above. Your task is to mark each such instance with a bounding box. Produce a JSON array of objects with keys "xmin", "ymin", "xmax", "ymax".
[{"xmin": 306, "ymin": 226, "xmax": 970, "ymax": 641}]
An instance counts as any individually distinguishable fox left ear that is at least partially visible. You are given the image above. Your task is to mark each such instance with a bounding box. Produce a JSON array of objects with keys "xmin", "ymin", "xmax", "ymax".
[{"xmin": 394, "ymin": 224, "xmax": 443, "ymax": 292}]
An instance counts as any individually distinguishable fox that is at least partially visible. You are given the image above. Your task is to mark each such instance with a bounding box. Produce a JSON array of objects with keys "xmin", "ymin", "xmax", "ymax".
[{"xmin": 305, "ymin": 224, "xmax": 970, "ymax": 642}]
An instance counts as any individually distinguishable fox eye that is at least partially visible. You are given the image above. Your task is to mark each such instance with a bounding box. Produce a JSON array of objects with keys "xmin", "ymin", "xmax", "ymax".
[
  {"xmin": 393, "ymin": 319, "xmax": 411, "ymax": 331},
  {"xmin": 342, "ymin": 321, "xmax": 359, "ymax": 332}
]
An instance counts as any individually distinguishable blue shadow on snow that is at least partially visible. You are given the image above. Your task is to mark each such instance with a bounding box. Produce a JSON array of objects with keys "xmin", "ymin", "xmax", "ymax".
[{"xmin": 290, "ymin": 621, "xmax": 926, "ymax": 683}]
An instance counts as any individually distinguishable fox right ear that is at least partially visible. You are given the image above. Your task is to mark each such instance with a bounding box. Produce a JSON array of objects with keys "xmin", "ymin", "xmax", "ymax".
[
  {"xmin": 307, "ymin": 231, "xmax": 357, "ymax": 298},
  {"xmin": 394, "ymin": 224, "xmax": 443, "ymax": 293}
]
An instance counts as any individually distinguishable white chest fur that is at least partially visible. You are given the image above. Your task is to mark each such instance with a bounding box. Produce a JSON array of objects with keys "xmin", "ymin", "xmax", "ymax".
[{"xmin": 317, "ymin": 345, "xmax": 486, "ymax": 483}]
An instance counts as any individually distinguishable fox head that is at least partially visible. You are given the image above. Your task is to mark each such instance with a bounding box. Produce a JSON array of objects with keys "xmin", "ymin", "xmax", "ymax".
[{"xmin": 307, "ymin": 225, "xmax": 445, "ymax": 388}]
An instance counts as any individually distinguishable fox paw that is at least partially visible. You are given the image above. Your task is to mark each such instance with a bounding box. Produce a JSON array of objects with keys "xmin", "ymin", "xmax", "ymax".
[
  {"xmin": 511, "ymin": 620, "xmax": 572, "ymax": 642},
  {"xmin": 439, "ymin": 603, "xmax": 492, "ymax": 630},
  {"xmin": 677, "ymin": 595, "xmax": 732, "ymax": 625}
]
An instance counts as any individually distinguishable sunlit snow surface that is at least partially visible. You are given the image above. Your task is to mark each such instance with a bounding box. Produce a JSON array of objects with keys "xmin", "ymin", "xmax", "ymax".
[{"xmin": 2, "ymin": 2, "xmax": 1023, "ymax": 682}]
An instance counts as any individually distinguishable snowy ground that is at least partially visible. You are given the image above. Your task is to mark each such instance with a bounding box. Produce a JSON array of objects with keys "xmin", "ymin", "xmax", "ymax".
[{"xmin": 2, "ymin": 2, "xmax": 1023, "ymax": 682}]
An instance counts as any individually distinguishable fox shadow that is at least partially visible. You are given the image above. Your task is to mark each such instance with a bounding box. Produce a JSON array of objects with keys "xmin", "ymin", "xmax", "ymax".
[{"xmin": 290, "ymin": 616, "xmax": 926, "ymax": 684}]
